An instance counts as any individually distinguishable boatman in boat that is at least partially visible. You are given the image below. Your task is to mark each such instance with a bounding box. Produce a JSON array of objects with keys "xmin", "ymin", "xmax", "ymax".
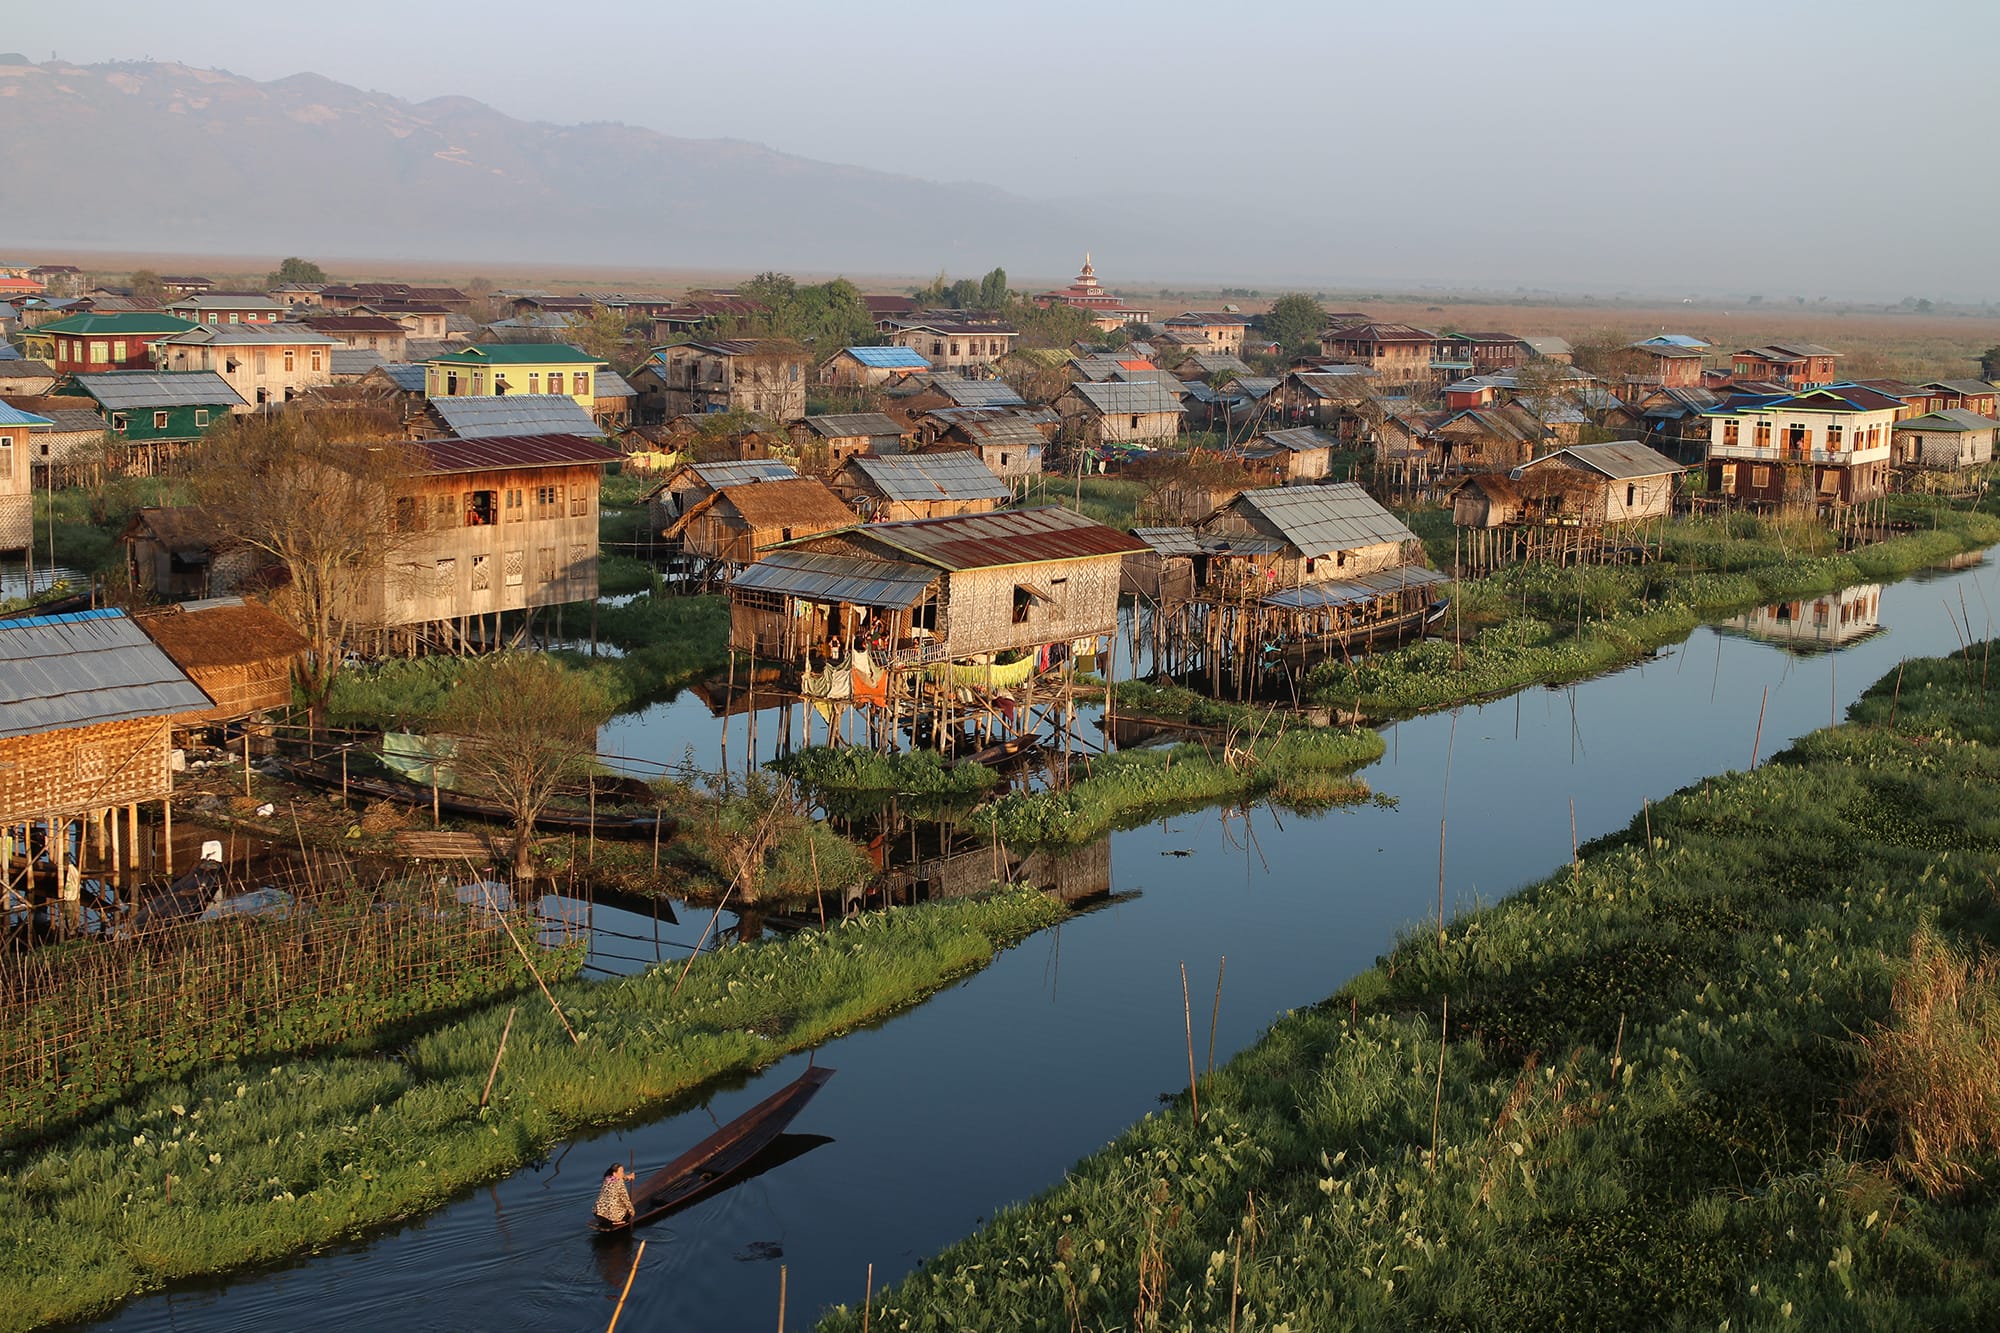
[{"xmin": 595, "ymin": 1164, "xmax": 636, "ymax": 1227}]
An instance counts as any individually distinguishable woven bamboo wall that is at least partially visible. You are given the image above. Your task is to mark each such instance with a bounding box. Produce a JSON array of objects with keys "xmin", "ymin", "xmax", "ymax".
[
  {"xmin": 0, "ymin": 717, "xmax": 172, "ymax": 823},
  {"xmin": 938, "ymin": 556, "xmax": 1121, "ymax": 658}
]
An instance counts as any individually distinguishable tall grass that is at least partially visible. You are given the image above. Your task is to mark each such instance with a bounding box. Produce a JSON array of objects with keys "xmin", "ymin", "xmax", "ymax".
[
  {"xmin": 0, "ymin": 889, "xmax": 1063, "ymax": 1331},
  {"xmin": 820, "ymin": 647, "xmax": 2000, "ymax": 1331}
]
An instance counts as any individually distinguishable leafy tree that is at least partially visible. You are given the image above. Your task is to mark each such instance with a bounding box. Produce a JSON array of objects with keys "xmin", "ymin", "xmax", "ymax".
[
  {"xmin": 190, "ymin": 410, "xmax": 412, "ymax": 726},
  {"xmin": 977, "ymin": 266, "xmax": 1008, "ymax": 308},
  {"xmin": 438, "ymin": 654, "xmax": 614, "ymax": 880},
  {"xmin": 127, "ymin": 269, "xmax": 166, "ymax": 303},
  {"xmin": 267, "ymin": 256, "xmax": 328, "ymax": 287},
  {"xmin": 1263, "ymin": 292, "xmax": 1326, "ymax": 355},
  {"xmin": 742, "ymin": 272, "xmax": 877, "ymax": 351},
  {"xmin": 562, "ymin": 308, "xmax": 645, "ymax": 370},
  {"xmin": 1981, "ymin": 346, "xmax": 2000, "ymax": 381}
]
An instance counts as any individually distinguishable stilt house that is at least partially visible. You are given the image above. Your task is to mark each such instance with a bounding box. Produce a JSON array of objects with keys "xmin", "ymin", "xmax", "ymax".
[
  {"xmin": 664, "ymin": 477, "xmax": 857, "ymax": 571},
  {"xmin": 788, "ymin": 413, "xmax": 906, "ymax": 471},
  {"xmin": 645, "ymin": 458, "xmax": 801, "ymax": 532},
  {"xmin": 0, "ymin": 609, "xmax": 215, "ymax": 904},
  {"xmin": 832, "ymin": 452, "xmax": 1011, "ymax": 521}
]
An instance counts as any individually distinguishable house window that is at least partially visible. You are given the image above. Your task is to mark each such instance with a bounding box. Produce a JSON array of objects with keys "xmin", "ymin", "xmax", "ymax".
[
  {"xmin": 539, "ymin": 546, "xmax": 557, "ymax": 583},
  {"xmin": 504, "ymin": 550, "xmax": 525, "ymax": 586},
  {"xmin": 1751, "ymin": 465, "xmax": 1772, "ymax": 488},
  {"xmin": 464, "ymin": 489, "xmax": 498, "ymax": 525},
  {"xmin": 435, "ymin": 495, "xmax": 455, "ymax": 526},
  {"xmin": 90, "ymin": 340, "xmax": 108, "ymax": 364},
  {"xmin": 506, "ymin": 487, "xmax": 524, "ymax": 518},
  {"xmin": 1827, "ymin": 423, "xmax": 1843, "ymax": 450},
  {"xmin": 446, "ymin": 372, "xmax": 460, "ymax": 395},
  {"xmin": 393, "ymin": 496, "xmax": 421, "ymax": 533},
  {"xmin": 1786, "ymin": 424, "xmax": 1807, "ymax": 452},
  {"xmin": 0, "ymin": 438, "xmax": 10, "ymax": 480},
  {"xmin": 195, "ymin": 409, "xmax": 209, "ymax": 427},
  {"xmin": 528, "ymin": 373, "xmax": 540, "ymax": 394},
  {"xmin": 1721, "ymin": 420, "xmax": 1739, "ymax": 447},
  {"xmin": 1130, "ymin": 415, "xmax": 1141, "ymax": 430},
  {"xmin": 1754, "ymin": 421, "xmax": 1771, "ymax": 448},
  {"xmin": 154, "ymin": 411, "xmax": 169, "ymax": 430},
  {"xmin": 471, "ymin": 554, "xmax": 491, "ymax": 591},
  {"xmin": 570, "ymin": 491, "xmax": 588, "ymax": 516},
  {"xmin": 112, "ymin": 340, "xmax": 127, "ymax": 361},
  {"xmin": 284, "ymin": 349, "xmax": 295, "ymax": 373},
  {"xmin": 1626, "ymin": 483, "xmax": 1637, "ymax": 506},
  {"xmin": 111, "ymin": 412, "xmax": 128, "ymax": 434},
  {"xmin": 434, "ymin": 558, "xmax": 456, "ymax": 599}
]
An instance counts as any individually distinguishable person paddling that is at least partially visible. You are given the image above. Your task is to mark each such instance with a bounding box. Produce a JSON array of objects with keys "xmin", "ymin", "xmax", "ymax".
[{"xmin": 595, "ymin": 1163, "xmax": 636, "ymax": 1227}]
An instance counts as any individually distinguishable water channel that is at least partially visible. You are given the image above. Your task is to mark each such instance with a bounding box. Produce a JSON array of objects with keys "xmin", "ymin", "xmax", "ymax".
[{"xmin": 92, "ymin": 548, "xmax": 1999, "ymax": 1332}]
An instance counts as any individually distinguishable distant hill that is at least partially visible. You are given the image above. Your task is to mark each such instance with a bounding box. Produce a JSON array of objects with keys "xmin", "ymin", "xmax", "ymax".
[{"xmin": 0, "ymin": 57, "xmax": 1099, "ymax": 273}]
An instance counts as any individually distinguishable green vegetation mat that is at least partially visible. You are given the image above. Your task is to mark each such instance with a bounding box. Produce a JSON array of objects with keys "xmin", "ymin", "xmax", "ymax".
[
  {"xmin": 821, "ymin": 648, "xmax": 2000, "ymax": 1330},
  {"xmin": 1312, "ymin": 505, "xmax": 2000, "ymax": 717},
  {"xmin": 0, "ymin": 889, "xmax": 1062, "ymax": 1331}
]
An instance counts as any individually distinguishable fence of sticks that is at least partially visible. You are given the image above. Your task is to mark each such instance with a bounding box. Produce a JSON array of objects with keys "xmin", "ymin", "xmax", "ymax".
[{"xmin": 0, "ymin": 855, "xmax": 588, "ymax": 1149}]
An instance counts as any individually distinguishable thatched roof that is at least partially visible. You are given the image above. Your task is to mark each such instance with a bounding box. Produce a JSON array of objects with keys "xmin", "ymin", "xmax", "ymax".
[
  {"xmin": 135, "ymin": 599, "xmax": 309, "ymax": 672},
  {"xmin": 121, "ymin": 506, "xmax": 235, "ymax": 553},
  {"xmin": 667, "ymin": 477, "xmax": 855, "ymax": 539}
]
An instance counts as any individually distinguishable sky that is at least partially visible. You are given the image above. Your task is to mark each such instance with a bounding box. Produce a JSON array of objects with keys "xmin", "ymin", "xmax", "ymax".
[{"xmin": 5, "ymin": 0, "xmax": 1995, "ymax": 297}]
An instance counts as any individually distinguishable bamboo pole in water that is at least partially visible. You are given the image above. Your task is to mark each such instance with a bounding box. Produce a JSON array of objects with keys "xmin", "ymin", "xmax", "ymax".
[
  {"xmin": 480, "ymin": 1006, "xmax": 517, "ymax": 1108},
  {"xmin": 1181, "ymin": 961, "xmax": 1199, "ymax": 1124},
  {"xmin": 1750, "ymin": 685, "xmax": 1768, "ymax": 770},
  {"xmin": 605, "ymin": 1240, "xmax": 646, "ymax": 1333}
]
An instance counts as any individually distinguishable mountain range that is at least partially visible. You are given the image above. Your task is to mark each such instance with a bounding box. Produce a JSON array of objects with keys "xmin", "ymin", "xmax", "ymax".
[{"xmin": 0, "ymin": 56, "xmax": 1121, "ymax": 278}]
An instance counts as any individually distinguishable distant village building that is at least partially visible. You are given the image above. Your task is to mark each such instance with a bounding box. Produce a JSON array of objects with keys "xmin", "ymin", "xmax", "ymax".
[
  {"xmin": 881, "ymin": 316, "xmax": 1019, "ymax": 374},
  {"xmin": 1704, "ymin": 384, "xmax": 1901, "ymax": 507},
  {"xmin": 28, "ymin": 313, "xmax": 198, "ymax": 373},
  {"xmin": 0, "ymin": 402, "xmax": 52, "ymax": 553},
  {"xmin": 164, "ymin": 294, "xmax": 288, "ymax": 325},
  {"xmin": 424, "ymin": 344, "xmax": 604, "ymax": 408},
  {"xmin": 1032, "ymin": 255, "xmax": 1155, "ymax": 331},
  {"xmin": 1162, "ymin": 312, "xmax": 1249, "ymax": 356},
  {"xmin": 1318, "ymin": 323, "xmax": 1440, "ymax": 388},
  {"xmin": 121, "ymin": 507, "xmax": 272, "ymax": 601},
  {"xmin": 70, "ymin": 371, "xmax": 246, "ymax": 454},
  {"xmin": 819, "ymin": 345, "xmax": 931, "ymax": 388},
  {"xmin": 304, "ymin": 315, "xmax": 410, "ymax": 360},
  {"xmin": 1892, "ymin": 409, "xmax": 1997, "ymax": 471},
  {"xmin": 421, "ymin": 394, "xmax": 603, "ymax": 441},
  {"xmin": 151, "ymin": 324, "xmax": 339, "ymax": 409},
  {"xmin": 1055, "ymin": 379, "xmax": 1185, "ymax": 444},
  {"xmin": 789, "ymin": 413, "xmax": 906, "ymax": 470},
  {"xmin": 1723, "ymin": 585, "xmax": 1883, "ymax": 652},
  {"xmin": 663, "ymin": 476, "xmax": 857, "ymax": 575},
  {"xmin": 134, "ymin": 599, "xmax": 310, "ymax": 730},
  {"xmin": 1731, "ymin": 342, "xmax": 1840, "ymax": 388},
  {"xmin": 631, "ymin": 340, "xmax": 809, "ymax": 421}
]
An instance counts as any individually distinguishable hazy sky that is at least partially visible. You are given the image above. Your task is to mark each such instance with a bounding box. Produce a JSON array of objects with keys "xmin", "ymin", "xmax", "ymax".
[{"xmin": 6, "ymin": 0, "xmax": 1995, "ymax": 296}]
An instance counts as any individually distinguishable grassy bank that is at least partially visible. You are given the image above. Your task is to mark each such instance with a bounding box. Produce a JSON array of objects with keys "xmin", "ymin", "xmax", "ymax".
[
  {"xmin": 1312, "ymin": 504, "xmax": 2000, "ymax": 717},
  {"xmin": 979, "ymin": 701, "xmax": 1385, "ymax": 846},
  {"xmin": 821, "ymin": 649, "xmax": 2000, "ymax": 1331},
  {"xmin": 0, "ymin": 888, "xmax": 1063, "ymax": 1331}
]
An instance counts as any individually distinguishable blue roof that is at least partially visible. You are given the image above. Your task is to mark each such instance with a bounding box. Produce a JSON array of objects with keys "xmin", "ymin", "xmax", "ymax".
[
  {"xmin": 0, "ymin": 340, "xmax": 21, "ymax": 361},
  {"xmin": 0, "ymin": 401, "xmax": 54, "ymax": 427},
  {"xmin": 844, "ymin": 346, "xmax": 930, "ymax": 369}
]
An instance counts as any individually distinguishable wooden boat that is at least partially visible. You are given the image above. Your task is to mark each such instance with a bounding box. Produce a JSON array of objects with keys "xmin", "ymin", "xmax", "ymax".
[
  {"xmin": 276, "ymin": 757, "xmax": 675, "ymax": 841},
  {"xmin": 589, "ymin": 1065, "xmax": 835, "ymax": 1234},
  {"xmin": 959, "ymin": 733, "xmax": 1041, "ymax": 769}
]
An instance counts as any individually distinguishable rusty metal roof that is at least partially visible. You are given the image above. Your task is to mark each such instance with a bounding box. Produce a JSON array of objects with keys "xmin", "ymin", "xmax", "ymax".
[
  {"xmin": 408, "ymin": 433, "xmax": 622, "ymax": 474},
  {"xmin": 730, "ymin": 549, "xmax": 938, "ymax": 609},
  {"xmin": 843, "ymin": 506, "xmax": 1149, "ymax": 571}
]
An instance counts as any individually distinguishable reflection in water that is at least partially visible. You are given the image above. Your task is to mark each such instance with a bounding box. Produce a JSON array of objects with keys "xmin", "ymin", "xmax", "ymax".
[{"xmin": 1720, "ymin": 583, "xmax": 1883, "ymax": 653}]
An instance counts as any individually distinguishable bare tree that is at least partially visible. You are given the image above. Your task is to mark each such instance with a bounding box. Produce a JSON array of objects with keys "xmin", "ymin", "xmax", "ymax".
[
  {"xmin": 190, "ymin": 410, "xmax": 412, "ymax": 725},
  {"xmin": 438, "ymin": 654, "xmax": 614, "ymax": 879}
]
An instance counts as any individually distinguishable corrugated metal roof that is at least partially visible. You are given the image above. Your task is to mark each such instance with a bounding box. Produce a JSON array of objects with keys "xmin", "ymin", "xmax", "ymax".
[
  {"xmin": 845, "ymin": 506, "xmax": 1149, "ymax": 571},
  {"xmin": 1261, "ymin": 565, "xmax": 1451, "ymax": 610},
  {"xmin": 730, "ymin": 549, "xmax": 938, "ymax": 609},
  {"xmin": 428, "ymin": 343, "xmax": 603, "ymax": 366},
  {"xmin": 0, "ymin": 402, "xmax": 53, "ymax": 427},
  {"xmin": 685, "ymin": 460, "xmax": 801, "ymax": 488},
  {"xmin": 1065, "ymin": 380, "xmax": 1187, "ymax": 416},
  {"xmin": 803, "ymin": 412, "xmax": 903, "ymax": 439},
  {"xmin": 409, "ymin": 433, "xmax": 622, "ymax": 474},
  {"xmin": 1221, "ymin": 484, "xmax": 1418, "ymax": 557},
  {"xmin": 1228, "ymin": 377, "xmax": 1280, "ymax": 399},
  {"xmin": 36, "ymin": 313, "xmax": 196, "ymax": 336},
  {"xmin": 842, "ymin": 346, "xmax": 930, "ymax": 369},
  {"xmin": 158, "ymin": 323, "xmax": 338, "ymax": 346},
  {"xmin": 1134, "ymin": 527, "xmax": 1286, "ymax": 558},
  {"xmin": 1923, "ymin": 379, "xmax": 1996, "ymax": 397},
  {"xmin": 74, "ymin": 371, "xmax": 248, "ymax": 410},
  {"xmin": 1899, "ymin": 409, "xmax": 1999, "ymax": 432},
  {"xmin": 1257, "ymin": 427, "xmax": 1335, "ymax": 452},
  {"xmin": 594, "ymin": 369, "xmax": 636, "ymax": 398},
  {"xmin": 1521, "ymin": 441, "xmax": 1682, "ymax": 481},
  {"xmin": 371, "ymin": 363, "xmax": 429, "ymax": 392},
  {"xmin": 429, "ymin": 394, "xmax": 602, "ymax": 439},
  {"xmin": 0, "ymin": 608, "xmax": 214, "ymax": 738},
  {"xmin": 1133, "ymin": 526, "xmax": 1205, "ymax": 557},
  {"xmin": 847, "ymin": 453, "xmax": 1012, "ymax": 503},
  {"xmin": 1186, "ymin": 353, "xmax": 1253, "ymax": 376},
  {"xmin": 934, "ymin": 379, "xmax": 1027, "ymax": 408},
  {"xmin": 329, "ymin": 348, "xmax": 386, "ymax": 376},
  {"xmin": 950, "ymin": 417, "xmax": 1046, "ymax": 448}
]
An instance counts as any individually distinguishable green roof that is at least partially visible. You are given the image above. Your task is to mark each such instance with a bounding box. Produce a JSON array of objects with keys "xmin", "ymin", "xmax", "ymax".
[
  {"xmin": 37, "ymin": 313, "xmax": 198, "ymax": 336},
  {"xmin": 425, "ymin": 343, "xmax": 605, "ymax": 367}
]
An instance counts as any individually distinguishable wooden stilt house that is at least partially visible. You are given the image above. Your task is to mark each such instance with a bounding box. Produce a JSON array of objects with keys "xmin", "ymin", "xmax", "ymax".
[
  {"xmin": 832, "ymin": 452, "xmax": 1011, "ymax": 522},
  {"xmin": 0, "ymin": 609, "xmax": 215, "ymax": 917},
  {"xmin": 663, "ymin": 476, "xmax": 858, "ymax": 578},
  {"xmin": 133, "ymin": 598, "xmax": 310, "ymax": 732}
]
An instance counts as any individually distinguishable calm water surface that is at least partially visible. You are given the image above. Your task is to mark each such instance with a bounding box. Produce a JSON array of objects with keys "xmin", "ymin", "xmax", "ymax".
[{"xmin": 92, "ymin": 550, "xmax": 1999, "ymax": 1332}]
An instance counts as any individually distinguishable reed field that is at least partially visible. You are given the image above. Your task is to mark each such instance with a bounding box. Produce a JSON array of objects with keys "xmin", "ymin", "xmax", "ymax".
[
  {"xmin": 0, "ymin": 875, "xmax": 575, "ymax": 1151},
  {"xmin": 1310, "ymin": 502, "xmax": 2000, "ymax": 718},
  {"xmin": 819, "ymin": 647, "xmax": 2000, "ymax": 1332},
  {"xmin": 0, "ymin": 888, "xmax": 1063, "ymax": 1331}
]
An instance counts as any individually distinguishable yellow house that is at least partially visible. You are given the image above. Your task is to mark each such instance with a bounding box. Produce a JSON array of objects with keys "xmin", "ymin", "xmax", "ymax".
[{"xmin": 424, "ymin": 344, "xmax": 606, "ymax": 408}]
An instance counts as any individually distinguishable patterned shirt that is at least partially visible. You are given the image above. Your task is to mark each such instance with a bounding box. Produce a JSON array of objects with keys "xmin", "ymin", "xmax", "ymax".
[{"xmin": 595, "ymin": 1172, "xmax": 634, "ymax": 1222}]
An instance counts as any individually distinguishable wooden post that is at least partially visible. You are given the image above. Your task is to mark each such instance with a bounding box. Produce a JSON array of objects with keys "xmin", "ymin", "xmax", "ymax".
[
  {"xmin": 480, "ymin": 1006, "xmax": 517, "ymax": 1108},
  {"xmin": 163, "ymin": 796, "xmax": 173, "ymax": 879},
  {"xmin": 243, "ymin": 728, "xmax": 253, "ymax": 798},
  {"xmin": 605, "ymin": 1240, "xmax": 647, "ymax": 1333}
]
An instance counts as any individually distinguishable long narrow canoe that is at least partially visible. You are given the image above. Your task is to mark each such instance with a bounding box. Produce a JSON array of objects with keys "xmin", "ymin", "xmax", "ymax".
[{"xmin": 589, "ymin": 1066, "xmax": 835, "ymax": 1234}]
